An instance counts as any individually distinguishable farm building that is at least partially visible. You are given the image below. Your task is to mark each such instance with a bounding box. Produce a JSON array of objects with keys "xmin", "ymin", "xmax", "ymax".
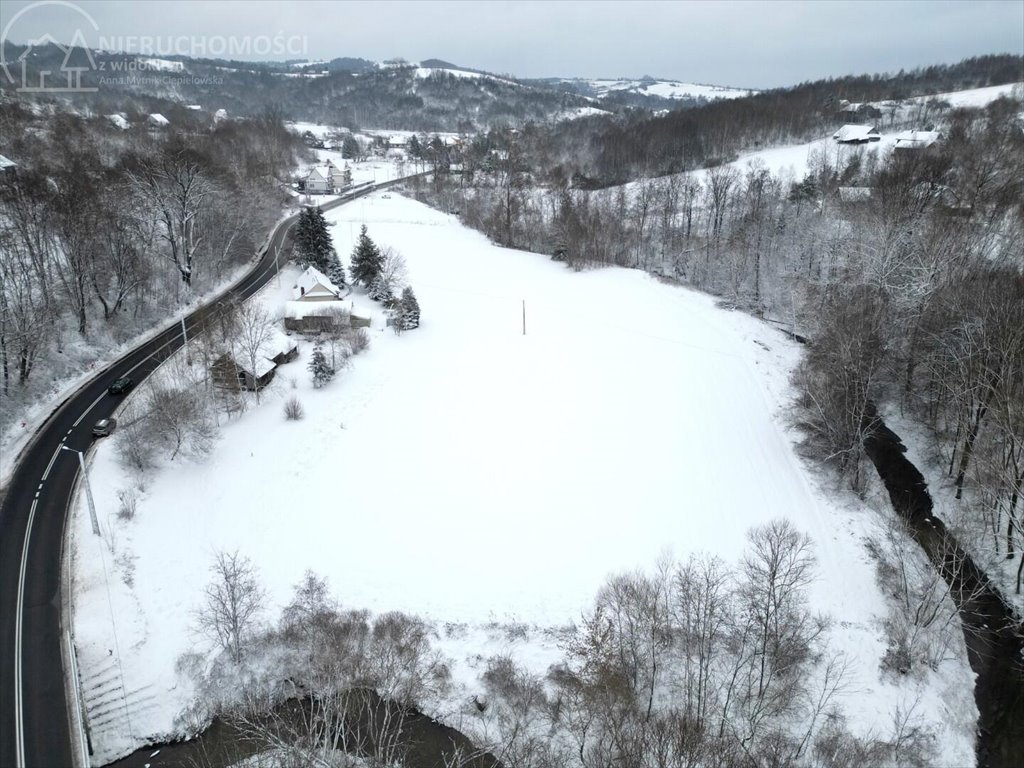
[
  {"xmin": 832, "ymin": 124, "xmax": 881, "ymax": 144},
  {"xmin": 894, "ymin": 130, "xmax": 941, "ymax": 150}
]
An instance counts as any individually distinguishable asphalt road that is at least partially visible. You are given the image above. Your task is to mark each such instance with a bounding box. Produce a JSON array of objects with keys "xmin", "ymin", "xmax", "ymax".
[{"xmin": 0, "ymin": 178, "xmax": 411, "ymax": 768}]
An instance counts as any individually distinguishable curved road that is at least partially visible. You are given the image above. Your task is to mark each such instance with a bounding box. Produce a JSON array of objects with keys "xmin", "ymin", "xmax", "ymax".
[{"xmin": 0, "ymin": 177, "xmax": 414, "ymax": 768}]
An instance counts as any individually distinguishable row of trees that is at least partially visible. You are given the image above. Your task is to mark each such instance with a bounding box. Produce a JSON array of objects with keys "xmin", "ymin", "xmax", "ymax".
[
  {"xmin": 186, "ymin": 520, "xmax": 944, "ymax": 767},
  {"xmin": 0, "ymin": 104, "xmax": 308, "ymax": 435}
]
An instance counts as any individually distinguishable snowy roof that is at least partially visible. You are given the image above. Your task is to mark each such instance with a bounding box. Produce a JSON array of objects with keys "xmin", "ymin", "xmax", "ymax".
[
  {"xmin": 185, "ymin": 104, "xmax": 202, "ymax": 110},
  {"xmin": 832, "ymin": 124, "xmax": 879, "ymax": 142},
  {"xmin": 284, "ymin": 299, "xmax": 351, "ymax": 319},
  {"xmin": 893, "ymin": 130, "xmax": 941, "ymax": 149},
  {"xmin": 106, "ymin": 114, "xmax": 129, "ymax": 130},
  {"xmin": 214, "ymin": 108, "xmax": 228, "ymax": 119},
  {"xmin": 147, "ymin": 113, "xmax": 170, "ymax": 126},
  {"xmin": 305, "ymin": 167, "xmax": 327, "ymax": 182},
  {"xmin": 292, "ymin": 266, "xmax": 341, "ymax": 300},
  {"xmin": 251, "ymin": 356, "xmax": 276, "ymax": 377},
  {"xmin": 0, "ymin": 154, "xmax": 16, "ymax": 170},
  {"xmin": 388, "ymin": 135, "xmax": 408, "ymax": 146},
  {"xmin": 264, "ymin": 326, "xmax": 298, "ymax": 358}
]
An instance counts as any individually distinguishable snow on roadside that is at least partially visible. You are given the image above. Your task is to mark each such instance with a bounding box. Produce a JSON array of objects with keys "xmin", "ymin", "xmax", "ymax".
[{"xmin": 72, "ymin": 193, "xmax": 976, "ymax": 765}]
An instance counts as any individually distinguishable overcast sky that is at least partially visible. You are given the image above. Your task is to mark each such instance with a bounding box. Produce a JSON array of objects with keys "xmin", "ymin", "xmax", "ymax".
[{"xmin": 2, "ymin": 0, "xmax": 1021, "ymax": 88}]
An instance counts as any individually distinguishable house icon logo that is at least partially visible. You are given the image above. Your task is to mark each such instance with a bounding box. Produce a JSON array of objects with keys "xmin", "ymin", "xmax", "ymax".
[{"xmin": 1, "ymin": 1, "xmax": 100, "ymax": 93}]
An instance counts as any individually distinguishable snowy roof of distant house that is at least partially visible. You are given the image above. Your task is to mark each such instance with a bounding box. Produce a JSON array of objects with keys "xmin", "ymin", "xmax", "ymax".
[
  {"xmin": 0, "ymin": 154, "xmax": 16, "ymax": 170},
  {"xmin": 147, "ymin": 113, "xmax": 170, "ymax": 126},
  {"xmin": 832, "ymin": 124, "xmax": 879, "ymax": 142},
  {"xmin": 292, "ymin": 266, "xmax": 342, "ymax": 300},
  {"xmin": 214, "ymin": 108, "xmax": 228, "ymax": 121},
  {"xmin": 106, "ymin": 114, "xmax": 130, "ymax": 130},
  {"xmin": 185, "ymin": 104, "xmax": 202, "ymax": 110},
  {"xmin": 388, "ymin": 135, "xmax": 408, "ymax": 146},
  {"xmin": 893, "ymin": 130, "xmax": 941, "ymax": 149},
  {"xmin": 305, "ymin": 167, "xmax": 327, "ymax": 182}
]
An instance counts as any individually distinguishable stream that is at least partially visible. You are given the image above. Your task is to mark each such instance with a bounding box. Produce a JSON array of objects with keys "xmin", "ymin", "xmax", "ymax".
[{"xmin": 863, "ymin": 407, "xmax": 1024, "ymax": 768}]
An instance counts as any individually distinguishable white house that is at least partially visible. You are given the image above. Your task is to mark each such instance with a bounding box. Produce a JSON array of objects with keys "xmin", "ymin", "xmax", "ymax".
[
  {"xmin": 106, "ymin": 113, "xmax": 130, "ymax": 130},
  {"xmin": 893, "ymin": 130, "xmax": 941, "ymax": 150},
  {"xmin": 147, "ymin": 113, "xmax": 170, "ymax": 128},
  {"xmin": 324, "ymin": 161, "xmax": 348, "ymax": 189},
  {"xmin": 303, "ymin": 167, "xmax": 330, "ymax": 194},
  {"xmin": 293, "ymin": 266, "xmax": 343, "ymax": 302},
  {"xmin": 832, "ymin": 124, "xmax": 880, "ymax": 144}
]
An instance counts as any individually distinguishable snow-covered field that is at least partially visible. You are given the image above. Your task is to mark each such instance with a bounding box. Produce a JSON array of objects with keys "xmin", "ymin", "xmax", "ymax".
[
  {"xmin": 571, "ymin": 77, "xmax": 755, "ymax": 101},
  {"xmin": 71, "ymin": 194, "xmax": 976, "ymax": 764}
]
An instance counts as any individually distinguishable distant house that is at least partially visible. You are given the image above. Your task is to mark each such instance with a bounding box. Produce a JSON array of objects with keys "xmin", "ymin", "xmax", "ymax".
[
  {"xmin": 211, "ymin": 353, "xmax": 276, "ymax": 392},
  {"xmin": 293, "ymin": 266, "xmax": 343, "ymax": 301},
  {"xmin": 832, "ymin": 124, "xmax": 881, "ymax": 144},
  {"xmin": 106, "ymin": 113, "xmax": 130, "ymax": 130},
  {"xmin": 388, "ymin": 135, "xmax": 408, "ymax": 148},
  {"xmin": 894, "ymin": 130, "xmax": 941, "ymax": 150},
  {"xmin": 303, "ymin": 167, "xmax": 330, "ymax": 194},
  {"xmin": 147, "ymin": 113, "xmax": 170, "ymax": 128},
  {"xmin": 0, "ymin": 154, "xmax": 17, "ymax": 176},
  {"xmin": 185, "ymin": 104, "xmax": 202, "ymax": 111}
]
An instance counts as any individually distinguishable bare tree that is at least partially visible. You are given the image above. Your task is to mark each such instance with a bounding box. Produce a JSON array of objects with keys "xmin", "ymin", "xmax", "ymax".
[
  {"xmin": 233, "ymin": 302, "xmax": 276, "ymax": 404},
  {"xmin": 195, "ymin": 550, "xmax": 266, "ymax": 663}
]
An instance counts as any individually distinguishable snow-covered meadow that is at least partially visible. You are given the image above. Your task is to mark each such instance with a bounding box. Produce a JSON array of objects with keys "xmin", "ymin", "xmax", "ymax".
[{"xmin": 71, "ymin": 194, "xmax": 976, "ymax": 764}]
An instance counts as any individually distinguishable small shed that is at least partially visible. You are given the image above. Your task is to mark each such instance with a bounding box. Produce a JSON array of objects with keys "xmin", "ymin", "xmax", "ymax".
[
  {"xmin": 211, "ymin": 353, "xmax": 276, "ymax": 392},
  {"xmin": 266, "ymin": 328, "xmax": 299, "ymax": 365},
  {"xmin": 0, "ymin": 154, "xmax": 17, "ymax": 176},
  {"xmin": 832, "ymin": 124, "xmax": 880, "ymax": 144},
  {"xmin": 147, "ymin": 113, "xmax": 170, "ymax": 128},
  {"xmin": 106, "ymin": 114, "xmax": 130, "ymax": 130}
]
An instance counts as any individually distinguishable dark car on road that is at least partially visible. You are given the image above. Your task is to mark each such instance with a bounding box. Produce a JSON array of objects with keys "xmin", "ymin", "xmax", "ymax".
[{"xmin": 108, "ymin": 376, "xmax": 134, "ymax": 395}]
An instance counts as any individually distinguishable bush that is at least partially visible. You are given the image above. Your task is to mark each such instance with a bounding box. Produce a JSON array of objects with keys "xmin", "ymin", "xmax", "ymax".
[
  {"xmin": 116, "ymin": 488, "xmax": 138, "ymax": 521},
  {"xmin": 283, "ymin": 396, "xmax": 304, "ymax": 421},
  {"xmin": 344, "ymin": 327, "xmax": 370, "ymax": 354}
]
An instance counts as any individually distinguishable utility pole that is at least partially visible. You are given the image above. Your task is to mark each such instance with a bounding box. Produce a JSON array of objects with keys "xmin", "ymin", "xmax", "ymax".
[
  {"xmin": 181, "ymin": 316, "xmax": 190, "ymax": 364},
  {"xmin": 63, "ymin": 446, "xmax": 99, "ymax": 536}
]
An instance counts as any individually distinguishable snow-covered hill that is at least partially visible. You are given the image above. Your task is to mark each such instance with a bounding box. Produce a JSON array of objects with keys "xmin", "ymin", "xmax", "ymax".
[{"xmin": 552, "ymin": 76, "xmax": 755, "ymax": 102}]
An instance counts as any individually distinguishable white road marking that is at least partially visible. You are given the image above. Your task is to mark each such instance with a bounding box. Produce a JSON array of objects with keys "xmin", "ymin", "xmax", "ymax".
[
  {"xmin": 13, "ymin": 498, "xmax": 39, "ymax": 768},
  {"xmin": 41, "ymin": 447, "xmax": 61, "ymax": 481}
]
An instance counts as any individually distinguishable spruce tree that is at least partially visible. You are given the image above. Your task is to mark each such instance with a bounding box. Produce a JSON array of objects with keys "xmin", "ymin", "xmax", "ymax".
[
  {"xmin": 308, "ymin": 343, "xmax": 335, "ymax": 388},
  {"xmin": 398, "ymin": 286, "xmax": 420, "ymax": 330},
  {"xmin": 326, "ymin": 255, "xmax": 347, "ymax": 290},
  {"xmin": 294, "ymin": 206, "xmax": 337, "ymax": 274},
  {"xmin": 349, "ymin": 225, "xmax": 384, "ymax": 288}
]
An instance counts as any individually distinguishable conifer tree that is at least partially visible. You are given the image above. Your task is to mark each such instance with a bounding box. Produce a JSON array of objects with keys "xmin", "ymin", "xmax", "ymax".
[
  {"xmin": 294, "ymin": 206, "xmax": 337, "ymax": 274},
  {"xmin": 349, "ymin": 224, "xmax": 384, "ymax": 288},
  {"xmin": 398, "ymin": 286, "xmax": 420, "ymax": 331},
  {"xmin": 308, "ymin": 343, "xmax": 335, "ymax": 388}
]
